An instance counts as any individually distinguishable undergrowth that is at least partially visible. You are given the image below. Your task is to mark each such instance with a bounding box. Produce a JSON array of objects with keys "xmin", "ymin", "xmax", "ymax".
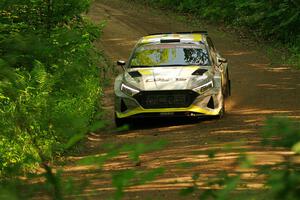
[{"xmin": 0, "ymin": 0, "xmax": 107, "ymax": 177}]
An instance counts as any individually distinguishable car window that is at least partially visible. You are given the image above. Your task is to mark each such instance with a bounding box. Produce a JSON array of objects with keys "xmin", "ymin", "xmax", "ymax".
[
  {"xmin": 206, "ymin": 37, "xmax": 217, "ymax": 65},
  {"xmin": 130, "ymin": 44, "xmax": 211, "ymax": 67}
]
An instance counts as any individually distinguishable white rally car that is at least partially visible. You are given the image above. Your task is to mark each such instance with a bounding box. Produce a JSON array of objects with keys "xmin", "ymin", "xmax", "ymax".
[{"xmin": 114, "ymin": 31, "xmax": 230, "ymax": 126}]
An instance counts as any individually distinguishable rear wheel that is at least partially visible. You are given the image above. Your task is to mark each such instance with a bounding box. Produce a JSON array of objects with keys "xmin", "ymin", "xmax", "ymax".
[
  {"xmin": 223, "ymin": 69, "xmax": 231, "ymax": 97},
  {"xmin": 224, "ymin": 79, "xmax": 231, "ymax": 97},
  {"xmin": 217, "ymin": 95, "xmax": 225, "ymax": 119}
]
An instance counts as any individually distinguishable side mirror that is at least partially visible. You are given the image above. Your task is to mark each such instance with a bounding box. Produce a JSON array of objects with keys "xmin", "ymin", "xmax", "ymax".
[
  {"xmin": 117, "ymin": 60, "xmax": 126, "ymax": 66},
  {"xmin": 116, "ymin": 60, "xmax": 126, "ymax": 71},
  {"xmin": 117, "ymin": 60, "xmax": 126, "ymax": 71},
  {"xmin": 218, "ymin": 58, "xmax": 227, "ymax": 63}
]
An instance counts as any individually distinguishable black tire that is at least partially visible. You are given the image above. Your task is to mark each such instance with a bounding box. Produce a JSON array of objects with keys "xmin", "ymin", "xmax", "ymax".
[
  {"xmin": 224, "ymin": 68, "xmax": 231, "ymax": 97},
  {"xmin": 226, "ymin": 79, "xmax": 231, "ymax": 97},
  {"xmin": 114, "ymin": 113, "xmax": 127, "ymax": 127},
  {"xmin": 217, "ymin": 96, "xmax": 225, "ymax": 119}
]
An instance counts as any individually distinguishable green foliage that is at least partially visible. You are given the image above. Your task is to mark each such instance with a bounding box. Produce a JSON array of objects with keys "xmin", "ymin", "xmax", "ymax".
[
  {"xmin": 267, "ymin": 168, "xmax": 300, "ymax": 200},
  {"xmin": 1, "ymin": 140, "xmax": 167, "ymax": 200},
  {"xmin": 131, "ymin": 0, "xmax": 300, "ymax": 66},
  {"xmin": 111, "ymin": 168, "xmax": 165, "ymax": 200},
  {"xmin": 262, "ymin": 117, "xmax": 300, "ymax": 148},
  {"xmin": 261, "ymin": 118, "xmax": 300, "ymax": 200},
  {"xmin": 2, "ymin": 0, "xmax": 300, "ymax": 199},
  {"xmin": 177, "ymin": 117, "xmax": 300, "ymax": 200},
  {"xmin": 134, "ymin": 0, "xmax": 300, "ymax": 42},
  {"xmin": 0, "ymin": 0, "xmax": 104, "ymax": 177}
]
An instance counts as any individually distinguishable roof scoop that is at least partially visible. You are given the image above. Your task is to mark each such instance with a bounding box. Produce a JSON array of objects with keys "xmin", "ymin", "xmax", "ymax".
[
  {"xmin": 160, "ymin": 39, "xmax": 181, "ymax": 43},
  {"xmin": 192, "ymin": 68, "xmax": 208, "ymax": 75}
]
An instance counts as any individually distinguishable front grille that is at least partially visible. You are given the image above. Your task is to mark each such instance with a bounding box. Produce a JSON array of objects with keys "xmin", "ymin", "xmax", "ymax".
[{"xmin": 134, "ymin": 90, "xmax": 199, "ymax": 109}]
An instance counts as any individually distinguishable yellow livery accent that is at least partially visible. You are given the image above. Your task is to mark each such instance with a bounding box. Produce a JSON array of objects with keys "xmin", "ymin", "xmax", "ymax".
[
  {"xmin": 138, "ymin": 69, "xmax": 153, "ymax": 75},
  {"xmin": 140, "ymin": 33, "xmax": 203, "ymax": 44},
  {"xmin": 192, "ymin": 34, "xmax": 203, "ymax": 42},
  {"xmin": 116, "ymin": 105, "xmax": 220, "ymax": 118}
]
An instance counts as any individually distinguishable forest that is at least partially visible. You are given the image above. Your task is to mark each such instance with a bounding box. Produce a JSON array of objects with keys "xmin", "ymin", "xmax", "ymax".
[
  {"xmin": 0, "ymin": 0, "xmax": 105, "ymax": 177},
  {"xmin": 133, "ymin": 0, "xmax": 300, "ymax": 66},
  {"xmin": 1, "ymin": 0, "xmax": 300, "ymax": 199}
]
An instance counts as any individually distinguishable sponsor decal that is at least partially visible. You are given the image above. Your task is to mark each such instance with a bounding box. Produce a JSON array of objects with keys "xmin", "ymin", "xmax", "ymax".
[
  {"xmin": 176, "ymin": 78, "xmax": 187, "ymax": 81},
  {"xmin": 145, "ymin": 78, "xmax": 187, "ymax": 82}
]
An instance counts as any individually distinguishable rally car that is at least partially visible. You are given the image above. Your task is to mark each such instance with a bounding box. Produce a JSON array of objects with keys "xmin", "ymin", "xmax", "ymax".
[{"xmin": 114, "ymin": 31, "xmax": 230, "ymax": 126}]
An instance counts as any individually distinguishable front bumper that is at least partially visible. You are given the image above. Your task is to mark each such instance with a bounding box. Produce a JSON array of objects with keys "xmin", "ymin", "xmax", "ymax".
[
  {"xmin": 115, "ymin": 90, "xmax": 223, "ymax": 119},
  {"xmin": 115, "ymin": 105, "xmax": 220, "ymax": 118}
]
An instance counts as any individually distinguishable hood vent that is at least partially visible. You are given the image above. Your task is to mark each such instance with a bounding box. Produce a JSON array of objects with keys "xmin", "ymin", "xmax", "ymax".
[
  {"xmin": 128, "ymin": 71, "xmax": 142, "ymax": 78},
  {"xmin": 192, "ymin": 68, "xmax": 207, "ymax": 76}
]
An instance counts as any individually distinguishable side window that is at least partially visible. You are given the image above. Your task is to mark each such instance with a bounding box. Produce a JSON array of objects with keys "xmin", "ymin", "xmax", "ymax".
[{"xmin": 207, "ymin": 37, "xmax": 215, "ymax": 51}]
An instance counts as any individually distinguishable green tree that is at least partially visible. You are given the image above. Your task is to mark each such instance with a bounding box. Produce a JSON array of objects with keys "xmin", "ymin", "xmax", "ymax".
[{"xmin": 0, "ymin": 0, "xmax": 104, "ymax": 177}]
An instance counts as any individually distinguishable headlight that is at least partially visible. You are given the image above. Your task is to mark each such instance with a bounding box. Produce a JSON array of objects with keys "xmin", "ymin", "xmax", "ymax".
[
  {"xmin": 193, "ymin": 80, "xmax": 214, "ymax": 94},
  {"xmin": 120, "ymin": 83, "xmax": 140, "ymax": 96}
]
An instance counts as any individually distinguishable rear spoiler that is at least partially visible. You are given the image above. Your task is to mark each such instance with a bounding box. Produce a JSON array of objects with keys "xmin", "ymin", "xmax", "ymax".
[{"xmin": 148, "ymin": 31, "xmax": 208, "ymax": 36}]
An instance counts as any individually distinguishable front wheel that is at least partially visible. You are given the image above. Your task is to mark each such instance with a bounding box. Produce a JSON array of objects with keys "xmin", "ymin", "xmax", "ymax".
[{"xmin": 114, "ymin": 113, "xmax": 127, "ymax": 127}]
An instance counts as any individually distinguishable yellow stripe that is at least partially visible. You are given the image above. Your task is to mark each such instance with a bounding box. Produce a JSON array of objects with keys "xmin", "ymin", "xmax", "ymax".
[
  {"xmin": 138, "ymin": 69, "xmax": 153, "ymax": 75},
  {"xmin": 192, "ymin": 34, "xmax": 202, "ymax": 42},
  {"xmin": 143, "ymin": 35, "xmax": 160, "ymax": 39},
  {"xmin": 116, "ymin": 105, "xmax": 220, "ymax": 118},
  {"xmin": 141, "ymin": 35, "xmax": 159, "ymax": 43},
  {"xmin": 141, "ymin": 34, "xmax": 202, "ymax": 44},
  {"xmin": 138, "ymin": 66, "xmax": 198, "ymax": 76}
]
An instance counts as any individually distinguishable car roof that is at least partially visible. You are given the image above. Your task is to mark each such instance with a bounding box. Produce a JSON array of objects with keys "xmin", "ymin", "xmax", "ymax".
[{"xmin": 138, "ymin": 31, "xmax": 208, "ymax": 45}]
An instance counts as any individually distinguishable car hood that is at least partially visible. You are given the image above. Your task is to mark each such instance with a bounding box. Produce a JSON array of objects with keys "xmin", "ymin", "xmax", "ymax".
[{"xmin": 123, "ymin": 66, "xmax": 212, "ymax": 91}]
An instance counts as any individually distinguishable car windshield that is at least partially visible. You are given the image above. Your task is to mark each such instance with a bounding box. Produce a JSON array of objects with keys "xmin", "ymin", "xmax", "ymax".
[{"xmin": 130, "ymin": 44, "xmax": 211, "ymax": 68}]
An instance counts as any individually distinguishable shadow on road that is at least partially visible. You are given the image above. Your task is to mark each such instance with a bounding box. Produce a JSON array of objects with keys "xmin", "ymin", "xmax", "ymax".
[{"xmin": 123, "ymin": 116, "xmax": 216, "ymax": 131}]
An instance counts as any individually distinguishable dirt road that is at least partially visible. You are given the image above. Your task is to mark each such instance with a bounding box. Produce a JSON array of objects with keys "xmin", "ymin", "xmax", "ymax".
[{"xmin": 59, "ymin": 0, "xmax": 300, "ymax": 199}]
